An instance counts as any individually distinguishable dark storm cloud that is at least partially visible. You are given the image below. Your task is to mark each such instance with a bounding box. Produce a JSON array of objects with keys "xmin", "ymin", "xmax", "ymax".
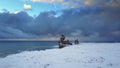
[
  {"xmin": 32, "ymin": 5, "xmax": 120, "ymax": 41},
  {"xmin": 0, "ymin": 12, "xmax": 36, "ymax": 38},
  {"xmin": 60, "ymin": 7, "xmax": 120, "ymax": 41},
  {"xmin": 0, "ymin": 1, "xmax": 120, "ymax": 42}
]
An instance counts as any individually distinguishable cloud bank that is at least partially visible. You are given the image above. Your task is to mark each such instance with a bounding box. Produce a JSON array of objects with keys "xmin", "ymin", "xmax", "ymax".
[
  {"xmin": 0, "ymin": 0, "xmax": 120, "ymax": 42},
  {"xmin": 30, "ymin": 0, "xmax": 120, "ymax": 9}
]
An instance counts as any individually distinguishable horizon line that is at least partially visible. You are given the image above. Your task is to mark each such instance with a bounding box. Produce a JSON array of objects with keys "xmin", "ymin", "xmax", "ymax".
[{"xmin": 0, "ymin": 39, "xmax": 59, "ymax": 41}]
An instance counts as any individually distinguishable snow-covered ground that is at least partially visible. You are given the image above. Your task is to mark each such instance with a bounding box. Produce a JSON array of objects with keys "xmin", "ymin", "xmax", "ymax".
[{"xmin": 0, "ymin": 43, "xmax": 120, "ymax": 68}]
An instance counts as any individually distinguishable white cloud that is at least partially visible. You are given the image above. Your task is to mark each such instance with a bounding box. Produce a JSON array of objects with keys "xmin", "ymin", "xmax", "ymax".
[
  {"xmin": 9, "ymin": 11, "xmax": 20, "ymax": 14},
  {"xmin": 24, "ymin": 4, "xmax": 32, "ymax": 10}
]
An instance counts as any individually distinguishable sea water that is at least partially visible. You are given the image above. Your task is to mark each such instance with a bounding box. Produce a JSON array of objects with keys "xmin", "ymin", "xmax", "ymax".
[{"xmin": 0, "ymin": 41, "xmax": 58, "ymax": 58}]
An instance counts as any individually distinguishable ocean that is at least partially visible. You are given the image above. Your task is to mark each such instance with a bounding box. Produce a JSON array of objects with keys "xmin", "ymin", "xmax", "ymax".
[{"xmin": 0, "ymin": 41, "xmax": 58, "ymax": 58}]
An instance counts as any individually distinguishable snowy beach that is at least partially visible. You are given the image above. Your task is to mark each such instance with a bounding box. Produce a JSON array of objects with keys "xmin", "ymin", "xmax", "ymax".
[{"xmin": 0, "ymin": 43, "xmax": 120, "ymax": 68}]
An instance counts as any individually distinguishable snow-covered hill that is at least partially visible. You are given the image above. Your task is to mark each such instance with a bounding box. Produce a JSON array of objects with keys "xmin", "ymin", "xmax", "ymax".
[{"xmin": 0, "ymin": 43, "xmax": 120, "ymax": 68}]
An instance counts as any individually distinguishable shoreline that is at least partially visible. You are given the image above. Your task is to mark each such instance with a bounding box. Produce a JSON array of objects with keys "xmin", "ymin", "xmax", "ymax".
[{"xmin": 0, "ymin": 43, "xmax": 120, "ymax": 68}]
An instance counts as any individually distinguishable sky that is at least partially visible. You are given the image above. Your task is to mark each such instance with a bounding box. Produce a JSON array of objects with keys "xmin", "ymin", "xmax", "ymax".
[
  {"xmin": 0, "ymin": 0, "xmax": 120, "ymax": 42},
  {"xmin": 0, "ymin": 0, "xmax": 76, "ymax": 16}
]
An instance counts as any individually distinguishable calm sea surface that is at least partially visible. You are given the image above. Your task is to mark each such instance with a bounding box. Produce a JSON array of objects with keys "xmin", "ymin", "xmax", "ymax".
[{"xmin": 0, "ymin": 41, "xmax": 58, "ymax": 58}]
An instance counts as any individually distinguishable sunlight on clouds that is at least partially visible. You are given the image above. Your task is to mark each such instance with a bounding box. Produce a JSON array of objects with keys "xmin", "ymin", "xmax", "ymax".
[
  {"xmin": 84, "ymin": 0, "xmax": 98, "ymax": 7},
  {"xmin": 84, "ymin": 0, "xmax": 120, "ymax": 8},
  {"xmin": 9, "ymin": 11, "xmax": 20, "ymax": 14},
  {"xmin": 31, "ymin": 0, "xmax": 82, "ymax": 8},
  {"xmin": 84, "ymin": 0, "xmax": 92, "ymax": 6},
  {"xmin": 31, "ymin": 0, "xmax": 104, "ymax": 9},
  {"xmin": 62, "ymin": 1, "xmax": 80, "ymax": 8},
  {"xmin": 24, "ymin": 4, "xmax": 32, "ymax": 10}
]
